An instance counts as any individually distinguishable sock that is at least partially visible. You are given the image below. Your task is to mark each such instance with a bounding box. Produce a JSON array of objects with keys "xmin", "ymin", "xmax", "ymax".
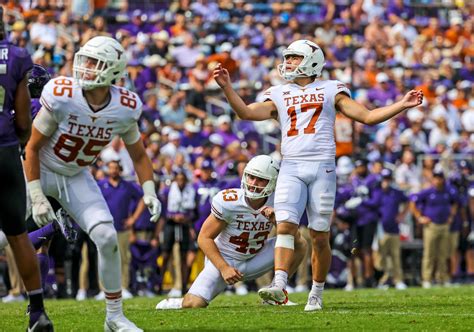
[
  {"xmin": 106, "ymin": 294, "xmax": 123, "ymax": 319},
  {"xmin": 37, "ymin": 254, "xmax": 50, "ymax": 289},
  {"xmin": 311, "ymin": 280, "xmax": 325, "ymax": 298},
  {"xmin": 27, "ymin": 288, "xmax": 44, "ymax": 318},
  {"xmin": 28, "ymin": 223, "xmax": 56, "ymax": 250},
  {"xmin": 274, "ymin": 270, "xmax": 288, "ymax": 289}
]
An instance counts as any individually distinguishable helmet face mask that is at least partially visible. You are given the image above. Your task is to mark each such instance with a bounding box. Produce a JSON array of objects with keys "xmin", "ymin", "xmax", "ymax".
[
  {"xmin": 241, "ymin": 155, "xmax": 280, "ymax": 200},
  {"xmin": 73, "ymin": 36, "xmax": 127, "ymax": 90},
  {"xmin": 278, "ymin": 39, "xmax": 325, "ymax": 81}
]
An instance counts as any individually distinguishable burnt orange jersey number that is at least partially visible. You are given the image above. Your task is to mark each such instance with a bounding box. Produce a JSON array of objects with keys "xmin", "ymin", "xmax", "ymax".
[
  {"xmin": 53, "ymin": 78, "xmax": 73, "ymax": 98},
  {"xmin": 286, "ymin": 103, "xmax": 323, "ymax": 137}
]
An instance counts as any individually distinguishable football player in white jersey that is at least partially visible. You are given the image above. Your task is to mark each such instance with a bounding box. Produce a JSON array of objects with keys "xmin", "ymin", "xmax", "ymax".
[
  {"xmin": 213, "ymin": 39, "xmax": 423, "ymax": 311},
  {"xmin": 155, "ymin": 155, "xmax": 307, "ymax": 310},
  {"xmin": 23, "ymin": 36, "xmax": 161, "ymax": 332}
]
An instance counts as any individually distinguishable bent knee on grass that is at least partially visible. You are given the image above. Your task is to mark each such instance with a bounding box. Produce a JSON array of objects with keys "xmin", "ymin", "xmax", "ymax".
[{"xmin": 182, "ymin": 294, "xmax": 208, "ymax": 308}]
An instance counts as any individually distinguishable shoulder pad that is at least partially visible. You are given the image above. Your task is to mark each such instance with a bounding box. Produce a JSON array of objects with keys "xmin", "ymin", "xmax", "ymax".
[
  {"xmin": 40, "ymin": 76, "xmax": 75, "ymax": 113},
  {"xmin": 211, "ymin": 188, "xmax": 242, "ymax": 222},
  {"xmin": 113, "ymin": 86, "xmax": 143, "ymax": 121}
]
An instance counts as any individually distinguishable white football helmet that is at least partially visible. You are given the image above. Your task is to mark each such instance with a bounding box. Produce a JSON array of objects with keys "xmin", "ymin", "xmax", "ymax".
[
  {"xmin": 242, "ymin": 155, "xmax": 280, "ymax": 200},
  {"xmin": 73, "ymin": 36, "xmax": 127, "ymax": 90},
  {"xmin": 278, "ymin": 39, "xmax": 325, "ymax": 81}
]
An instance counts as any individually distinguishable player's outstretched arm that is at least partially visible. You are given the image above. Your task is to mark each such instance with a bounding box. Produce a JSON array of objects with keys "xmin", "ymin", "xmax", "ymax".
[
  {"xmin": 213, "ymin": 63, "xmax": 276, "ymax": 121},
  {"xmin": 336, "ymin": 90, "xmax": 423, "ymax": 125},
  {"xmin": 126, "ymin": 139, "xmax": 162, "ymax": 222},
  {"xmin": 198, "ymin": 214, "xmax": 244, "ymax": 284}
]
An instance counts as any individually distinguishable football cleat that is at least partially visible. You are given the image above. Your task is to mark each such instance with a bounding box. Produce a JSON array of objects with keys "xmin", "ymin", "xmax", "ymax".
[
  {"xmin": 258, "ymin": 286, "xmax": 288, "ymax": 305},
  {"xmin": 304, "ymin": 294, "xmax": 323, "ymax": 312},
  {"xmin": 27, "ymin": 311, "xmax": 54, "ymax": 332},
  {"xmin": 155, "ymin": 298, "xmax": 183, "ymax": 310},
  {"xmin": 104, "ymin": 315, "xmax": 142, "ymax": 332},
  {"xmin": 262, "ymin": 298, "xmax": 298, "ymax": 306},
  {"xmin": 55, "ymin": 209, "xmax": 77, "ymax": 243}
]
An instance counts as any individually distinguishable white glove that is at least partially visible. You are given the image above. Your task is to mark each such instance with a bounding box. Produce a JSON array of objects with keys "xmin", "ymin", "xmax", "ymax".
[
  {"xmin": 356, "ymin": 185, "xmax": 369, "ymax": 196},
  {"xmin": 142, "ymin": 180, "xmax": 162, "ymax": 223},
  {"xmin": 344, "ymin": 197, "xmax": 363, "ymax": 210},
  {"xmin": 467, "ymin": 231, "xmax": 474, "ymax": 244},
  {"xmin": 28, "ymin": 180, "xmax": 57, "ymax": 227}
]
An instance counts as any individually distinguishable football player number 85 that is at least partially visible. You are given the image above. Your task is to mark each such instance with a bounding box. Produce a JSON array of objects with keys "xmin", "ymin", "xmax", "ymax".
[
  {"xmin": 53, "ymin": 78, "xmax": 73, "ymax": 97},
  {"xmin": 54, "ymin": 134, "xmax": 109, "ymax": 166},
  {"xmin": 119, "ymin": 88, "xmax": 137, "ymax": 109},
  {"xmin": 287, "ymin": 103, "xmax": 323, "ymax": 137}
]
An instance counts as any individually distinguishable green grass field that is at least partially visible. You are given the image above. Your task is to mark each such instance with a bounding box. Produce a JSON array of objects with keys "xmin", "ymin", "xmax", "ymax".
[{"xmin": 1, "ymin": 286, "xmax": 474, "ymax": 331}]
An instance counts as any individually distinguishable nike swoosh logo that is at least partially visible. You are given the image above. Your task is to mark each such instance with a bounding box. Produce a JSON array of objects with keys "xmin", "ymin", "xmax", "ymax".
[
  {"xmin": 107, "ymin": 120, "xmax": 117, "ymax": 124},
  {"xmin": 326, "ymin": 169, "xmax": 334, "ymax": 173},
  {"xmin": 28, "ymin": 321, "xmax": 39, "ymax": 332},
  {"xmin": 315, "ymin": 87, "xmax": 324, "ymax": 91}
]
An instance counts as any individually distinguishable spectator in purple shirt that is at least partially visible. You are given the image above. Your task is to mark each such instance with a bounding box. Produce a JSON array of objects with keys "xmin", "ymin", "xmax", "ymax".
[
  {"xmin": 98, "ymin": 161, "xmax": 145, "ymax": 298},
  {"xmin": 349, "ymin": 159, "xmax": 382, "ymax": 288},
  {"xmin": 128, "ymin": 183, "xmax": 160, "ymax": 296},
  {"xmin": 410, "ymin": 170, "xmax": 458, "ymax": 288},
  {"xmin": 367, "ymin": 73, "xmax": 400, "ymax": 108},
  {"xmin": 215, "ymin": 114, "xmax": 239, "ymax": 147},
  {"xmin": 159, "ymin": 171, "xmax": 197, "ymax": 295},
  {"xmin": 447, "ymin": 171, "xmax": 470, "ymax": 282},
  {"xmin": 120, "ymin": 10, "xmax": 153, "ymax": 37},
  {"xmin": 193, "ymin": 159, "xmax": 222, "ymax": 233},
  {"xmin": 181, "ymin": 119, "xmax": 205, "ymax": 151},
  {"xmin": 376, "ymin": 169, "xmax": 409, "ymax": 290},
  {"xmin": 328, "ymin": 36, "xmax": 351, "ymax": 68},
  {"xmin": 386, "ymin": 0, "xmax": 414, "ymax": 21}
]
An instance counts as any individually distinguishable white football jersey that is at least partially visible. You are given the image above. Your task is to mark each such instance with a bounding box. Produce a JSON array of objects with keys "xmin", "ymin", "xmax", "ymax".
[
  {"xmin": 211, "ymin": 188, "xmax": 274, "ymax": 261},
  {"xmin": 36, "ymin": 76, "xmax": 142, "ymax": 176},
  {"xmin": 263, "ymin": 80, "xmax": 350, "ymax": 161}
]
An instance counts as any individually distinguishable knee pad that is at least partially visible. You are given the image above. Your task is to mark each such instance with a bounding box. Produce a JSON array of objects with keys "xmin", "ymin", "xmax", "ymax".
[
  {"xmin": 275, "ymin": 234, "xmax": 294, "ymax": 250},
  {"xmin": 89, "ymin": 222, "xmax": 117, "ymax": 252}
]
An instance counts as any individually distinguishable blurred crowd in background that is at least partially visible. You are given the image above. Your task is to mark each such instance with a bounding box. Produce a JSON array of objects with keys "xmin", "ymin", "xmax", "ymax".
[{"xmin": 1, "ymin": 0, "xmax": 473, "ymax": 302}]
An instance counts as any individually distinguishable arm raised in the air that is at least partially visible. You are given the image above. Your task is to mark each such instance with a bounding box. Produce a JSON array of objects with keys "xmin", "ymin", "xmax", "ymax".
[
  {"xmin": 213, "ymin": 63, "xmax": 277, "ymax": 121},
  {"xmin": 336, "ymin": 90, "xmax": 423, "ymax": 126}
]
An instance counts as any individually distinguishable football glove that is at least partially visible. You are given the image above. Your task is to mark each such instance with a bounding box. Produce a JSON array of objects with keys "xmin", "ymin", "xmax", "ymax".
[
  {"xmin": 28, "ymin": 180, "xmax": 57, "ymax": 227},
  {"xmin": 142, "ymin": 180, "xmax": 162, "ymax": 223}
]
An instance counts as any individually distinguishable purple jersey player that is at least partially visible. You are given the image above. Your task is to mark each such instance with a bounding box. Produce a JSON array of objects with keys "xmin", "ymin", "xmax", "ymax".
[{"xmin": 0, "ymin": 13, "xmax": 53, "ymax": 330}]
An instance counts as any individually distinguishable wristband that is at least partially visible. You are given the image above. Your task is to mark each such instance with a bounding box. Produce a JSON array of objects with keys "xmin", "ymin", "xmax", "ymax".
[
  {"xmin": 142, "ymin": 180, "xmax": 157, "ymax": 197},
  {"xmin": 27, "ymin": 179, "xmax": 45, "ymax": 198}
]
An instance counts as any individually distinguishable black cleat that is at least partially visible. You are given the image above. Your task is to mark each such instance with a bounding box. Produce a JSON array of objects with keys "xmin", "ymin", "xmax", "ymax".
[
  {"xmin": 55, "ymin": 209, "xmax": 77, "ymax": 243},
  {"xmin": 27, "ymin": 312, "xmax": 54, "ymax": 332}
]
